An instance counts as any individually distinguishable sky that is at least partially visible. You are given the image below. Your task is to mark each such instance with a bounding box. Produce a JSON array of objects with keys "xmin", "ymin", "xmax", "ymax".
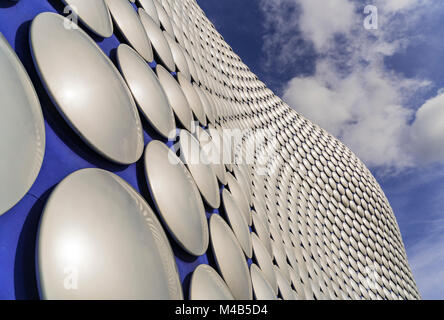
[{"xmin": 197, "ymin": 0, "xmax": 444, "ymax": 299}]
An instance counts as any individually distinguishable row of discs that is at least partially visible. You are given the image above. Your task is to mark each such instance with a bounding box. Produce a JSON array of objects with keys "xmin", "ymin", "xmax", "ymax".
[{"xmin": 0, "ymin": 0, "xmax": 420, "ymax": 300}]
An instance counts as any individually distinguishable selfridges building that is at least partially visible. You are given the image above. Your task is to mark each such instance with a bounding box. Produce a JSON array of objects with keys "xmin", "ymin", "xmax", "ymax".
[{"xmin": 0, "ymin": 0, "xmax": 420, "ymax": 300}]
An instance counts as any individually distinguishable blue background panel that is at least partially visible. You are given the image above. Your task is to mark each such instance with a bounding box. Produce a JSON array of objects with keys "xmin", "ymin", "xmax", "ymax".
[{"xmin": 0, "ymin": 0, "xmax": 239, "ymax": 300}]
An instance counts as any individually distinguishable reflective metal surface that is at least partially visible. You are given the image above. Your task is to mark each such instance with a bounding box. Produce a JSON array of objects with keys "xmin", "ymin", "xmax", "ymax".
[
  {"xmin": 163, "ymin": 31, "xmax": 190, "ymax": 79},
  {"xmin": 37, "ymin": 168, "xmax": 183, "ymax": 300},
  {"xmin": 0, "ymin": 34, "xmax": 45, "ymax": 216},
  {"xmin": 233, "ymin": 165, "xmax": 252, "ymax": 207},
  {"xmin": 177, "ymin": 72, "xmax": 207, "ymax": 126},
  {"xmin": 139, "ymin": 8, "xmax": 175, "ymax": 72},
  {"xmin": 152, "ymin": 0, "xmax": 174, "ymax": 36},
  {"xmin": 30, "ymin": 12, "xmax": 144, "ymax": 165},
  {"xmin": 105, "ymin": 0, "xmax": 153, "ymax": 61},
  {"xmin": 138, "ymin": 0, "xmax": 160, "ymax": 26},
  {"xmin": 156, "ymin": 64, "xmax": 193, "ymax": 132},
  {"xmin": 0, "ymin": 0, "xmax": 421, "ymax": 301},
  {"xmin": 250, "ymin": 264, "xmax": 277, "ymax": 300},
  {"xmin": 117, "ymin": 44, "xmax": 175, "ymax": 138},
  {"xmin": 252, "ymin": 233, "xmax": 278, "ymax": 295},
  {"xmin": 271, "ymin": 240, "xmax": 291, "ymax": 283},
  {"xmin": 195, "ymin": 126, "xmax": 227, "ymax": 185},
  {"xmin": 209, "ymin": 214, "xmax": 253, "ymax": 300},
  {"xmin": 144, "ymin": 140, "xmax": 208, "ymax": 256},
  {"xmin": 190, "ymin": 264, "xmax": 234, "ymax": 300},
  {"xmin": 226, "ymin": 172, "xmax": 251, "ymax": 226},
  {"xmin": 252, "ymin": 210, "xmax": 272, "ymax": 256},
  {"xmin": 62, "ymin": 0, "xmax": 113, "ymax": 38},
  {"xmin": 194, "ymin": 85, "xmax": 215, "ymax": 126},
  {"xmin": 274, "ymin": 265, "xmax": 295, "ymax": 300},
  {"xmin": 178, "ymin": 130, "xmax": 220, "ymax": 209},
  {"xmin": 222, "ymin": 189, "xmax": 252, "ymax": 258}
]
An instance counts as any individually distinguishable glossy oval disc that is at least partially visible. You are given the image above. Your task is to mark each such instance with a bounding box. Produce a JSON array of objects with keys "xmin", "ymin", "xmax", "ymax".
[
  {"xmin": 30, "ymin": 12, "xmax": 144, "ymax": 165},
  {"xmin": 117, "ymin": 44, "xmax": 175, "ymax": 138},
  {"xmin": 208, "ymin": 126, "xmax": 231, "ymax": 180},
  {"xmin": 252, "ymin": 210, "xmax": 272, "ymax": 256},
  {"xmin": 184, "ymin": 50, "xmax": 198, "ymax": 83},
  {"xmin": 274, "ymin": 265, "xmax": 295, "ymax": 300},
  {"xmin": 164, "ymin": 31, "xmax": 190, "ymax": 79},
  {"xmin": 177, "ymin": 72, "xmax": 207, "ymax": 126},
  {"xmin": 250, "ymin": 264, "xmax": 277, "ymax": 300},
  {"xmin": 190, "ymin": 264, "xmax": 234, "ymax": 300},
  {"xmin": 226, "ymin": 172, "xmax": 251, "ymax": 226},
  {"xmin": 139, "ymin": 0, "xmax": 161, "ymax": 25},
  {"xmin": 233, "ymin": 165, "xmax": 252, "ymax": 206},
  {"xmin": 139, "ymin": 9, "xmax": 175, "ymax": 72},
  {"xmin": 105, "ymin": 0, "xmax": 153, "ymax": 61},
  {"xmin": 144, "ymin": 140, "xmax": 208, "ymax": 256},
  {"xmin": 0, "ymin": 34, "xmax": 45, "ymax": 215},
  {"xmin": 222, "ymin": 189, "xmax": 252, "ymax": 258},
  {"xmin": 271, "ymin": 240, "xmax": 291, "ymax": 282},
  {"xmin": 252, "ymin": 232, "xmax": 278, "ymax": 294},
  {"xmin": 62, "ymin": 0, "xmax": 113, "ymax": 38},
  {"xmin": 178, "ymin": 130, "xmax": 220, "ymax": 208},
  {"xmin": 210, "ymin": 214, "xmax": 253, "ymax": 300},
  {"xmin": 195, "ymin": 126, "xmax": 227, "ymax": 185},
  {"xmin": 195, "ymin": 85, "xmax": 216, "ymax": 126},
  {"xmin": 152, "ymin": 0, "xmax": 174, "ymax": 36},
  {"xmin": 37, "ymin": 168, "xmax": 183, "ymax": 300},
  {"xmin": 156, "ymin": 65, "xmax": 193, "ymax": 131}
]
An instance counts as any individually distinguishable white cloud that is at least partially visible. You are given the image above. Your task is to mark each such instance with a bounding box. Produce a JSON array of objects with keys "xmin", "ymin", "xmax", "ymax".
[
  {"xmin": 282, "ymin": 62, "xmax": 420, "ymax": 169},
  {"xmin": 258, "ymin": 0, "xmax": 444, "ymax": 300},
  {"xmin": 260, "ymin": 0, "xmax": 443, "ymax": 171},
  {"xmin": 297, "ymin": 0, "xmax": 356, "ymax": 51},
  {"xmin": 411, "ymin": 93, "xmax": 444, "ymax": 164}
]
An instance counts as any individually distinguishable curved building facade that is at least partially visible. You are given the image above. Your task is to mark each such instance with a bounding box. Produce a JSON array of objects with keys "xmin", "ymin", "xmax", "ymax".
[{"xmin": 0, "ymin": 0, "xmax": 419, "ymax": 300}]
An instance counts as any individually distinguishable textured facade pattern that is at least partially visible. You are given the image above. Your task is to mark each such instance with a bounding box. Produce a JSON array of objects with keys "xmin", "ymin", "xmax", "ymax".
[
  {"xmin": 0, "ymin": 0, "xmax": 420, "ymax": 300},
  {"xmin": 173, "ymin": 0, "xmax": 420, "ymax": 300}
]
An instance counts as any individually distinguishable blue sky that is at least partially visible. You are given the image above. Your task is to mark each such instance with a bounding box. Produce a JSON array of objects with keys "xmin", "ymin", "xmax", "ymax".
[{"xmin": 197, "ymin": 0, "xmax": 444, "ymax": 299}]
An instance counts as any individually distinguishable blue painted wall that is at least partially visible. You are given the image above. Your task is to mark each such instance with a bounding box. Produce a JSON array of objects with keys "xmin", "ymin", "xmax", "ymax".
[{"xmin": 0, "ymin": 0, "xmax": 227, "ymax": 300}]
